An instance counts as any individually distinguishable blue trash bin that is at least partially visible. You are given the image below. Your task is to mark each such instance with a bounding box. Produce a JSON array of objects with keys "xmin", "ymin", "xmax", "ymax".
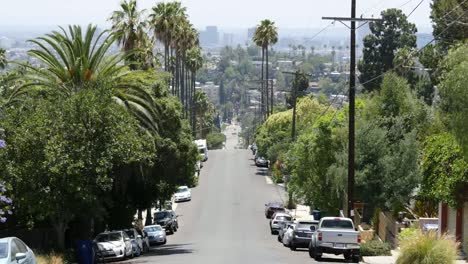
[
  {"xmin": 312, "ymin": 210, "xmax": 321, "ymax": 221},
  {"xmin": 77, "ymin": 240, "xmax": 94, "ymax": 264}
]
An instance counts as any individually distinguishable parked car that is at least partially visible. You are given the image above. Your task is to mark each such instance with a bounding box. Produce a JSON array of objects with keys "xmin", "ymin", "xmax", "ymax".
[
  {"xmin": 309, "ymin": 217, "xmax": 361, "ymax": 263},
  {"xmin": 278, "ymin": 223, "xmax": 293, "ymax": 243},
  {"xmin": 143, "ymin": 225, "xmax": 167, "ymax": 246},
  {"xmin": 0, "ymin": 237, "xmax": 36, "ymax": 264},
  {"xmin": 154, "ymin": 210, "xmax": 178, "ymax": 234},
  {"xmin": 124, "ymin": 228, "xmax": 145, "ymax": 256},
  {"xmin": 174, "ymin": 186, "xmax": 191, "ymax": 202},
  {"xmin": 94, "ymin": 231, "xmax": 133, "ymax": 261},
  {"xmin": 255, "ymin": 157, "xmax": 269, "ymax": 167},
  {"xmin": 270, "ymin": 212, "xmax": 293, "ymax": 234},
  {"xmin": 283, "ymin": 218, "xmax": 319, "ymax": 250},
  {"xmin": 136, "ymin": 229, "xmax": 150, "ymax": 253},
  {"xmin": 264, "ymin": 202, "xmax": 286, "ymax": 219}
]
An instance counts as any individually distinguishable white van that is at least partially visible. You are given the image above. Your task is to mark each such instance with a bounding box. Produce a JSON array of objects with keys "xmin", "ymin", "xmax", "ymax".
[{"xmin": 195, "ymin": 139, "xmax": 208, "ymax": 161}]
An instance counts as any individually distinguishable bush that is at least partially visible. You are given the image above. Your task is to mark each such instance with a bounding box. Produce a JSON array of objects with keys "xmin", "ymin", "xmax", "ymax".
[
  {"xmin": 397, "ymin": 231, "xmax": 458, "ymax": 264},
  {"xmin": 360, "ymin": 240, "xmax": 392, "ymax": 256},
  {"xmin": 36, "ymin": 252, "xmax": 64, "ymax": 264},
  {"xmin": 206, "ymin": 132, "xmax": 225, "ymax": 149}
]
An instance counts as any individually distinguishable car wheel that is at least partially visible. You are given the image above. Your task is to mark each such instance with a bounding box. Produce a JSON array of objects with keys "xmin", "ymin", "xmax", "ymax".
[
  {"xmin": 162, "ymin": 239, "xmax": 167, "ymax": 245},
  {"xmin": 290, "ymin": 246, "xmax": 296, "ymax": 251},
  {"xmin": 277, "ymin": 235, "xmax": 281, "ymax": 242},
  {"xmin": 309, "ymin": 246, "xmax": 316, "ymax": 258},
  {"xmin": 352, "ymin": 256, "xmax": 360, "ymax": 263}
]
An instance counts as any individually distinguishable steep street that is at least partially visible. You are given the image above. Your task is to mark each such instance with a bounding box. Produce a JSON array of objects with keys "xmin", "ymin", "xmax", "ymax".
[{"xmin": 122, "ymin": 125, "xmax": 355, "ymax": 264}]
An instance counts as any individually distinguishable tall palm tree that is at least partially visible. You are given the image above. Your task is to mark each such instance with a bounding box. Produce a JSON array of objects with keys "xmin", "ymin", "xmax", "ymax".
[
  {"xmin": 149, "ymin": 2, "xmax": 187, "ymax": 73},
  {"xmin": 0, "ymin": 48, "xmax": 6, "ymax": 69},
  {"xmin": 186, "ymin": 46, "xmax": 203, "ymax": 134},
  {"xmin": 21, "ymin": 25, "xmax": 160, "ymax": 134},
  {"xmin": 254, "ymin": 19, "xmax": 278, "ymax": 116},
  {"xmin": 109, "ymin": 0, "xmax": 149, "ymax": 70},
  {"xmin": 253, "ymin": 27, "xmax": 267, "ymax": 118}
]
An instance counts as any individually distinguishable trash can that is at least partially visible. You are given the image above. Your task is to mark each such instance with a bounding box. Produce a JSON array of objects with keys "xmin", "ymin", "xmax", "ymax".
[
  {"xmin": 77, "ymin": 240, "xmax": 94, "ymax": 264},
  {"xmin": 312, "ymin": 210, "xmax": 321, "ymax": 221}
]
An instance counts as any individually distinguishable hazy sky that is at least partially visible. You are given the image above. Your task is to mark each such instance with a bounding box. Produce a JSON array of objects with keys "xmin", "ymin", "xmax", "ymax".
[{"xmin": 1, "ymin": 0, "xmax": 432, "ymax": 31}]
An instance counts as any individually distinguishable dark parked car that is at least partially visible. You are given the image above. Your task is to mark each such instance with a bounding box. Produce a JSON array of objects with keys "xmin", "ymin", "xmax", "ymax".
[
  {"xmin": 255, "ymin": 157, "xmax": 269, "ymax": 167},
  {"xmin": 154, "ymin": 210, "xmax": 178, "ymax": 234},
  {"xmin": 264, "ymin": 202, "xmax": 286, "ymax": 219}
]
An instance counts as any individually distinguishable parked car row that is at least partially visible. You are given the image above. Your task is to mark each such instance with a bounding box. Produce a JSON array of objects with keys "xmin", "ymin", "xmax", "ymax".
[{"xmin": 264, "ymin": 202, "xmax": 361, "ymax": 263}]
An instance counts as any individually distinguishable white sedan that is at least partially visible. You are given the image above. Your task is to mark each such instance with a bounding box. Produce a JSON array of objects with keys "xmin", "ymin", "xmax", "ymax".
[
  {"xmin": 0, "ymin": 237, "xmax": 36, "ymax": 264},
  {"xmin": 174, "ymin": 186, "xmax": 191, "ymax": 202}
]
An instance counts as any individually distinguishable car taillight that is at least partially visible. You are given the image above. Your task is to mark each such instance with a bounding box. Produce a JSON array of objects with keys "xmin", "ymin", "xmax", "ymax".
[
  {"xmin": 318, "ymin": 232, "xmax": 322, "ymax": 241},
  {"xmin": 357, "ymin": 233, "xmax": 361, "ymax": 243}
]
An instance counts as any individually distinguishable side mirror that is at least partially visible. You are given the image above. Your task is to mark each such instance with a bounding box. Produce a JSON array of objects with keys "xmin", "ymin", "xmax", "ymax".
[
  {"xmin": 265, "ymin": 203, "xmax": 268, "ymax": 206},
  {"xmin": 124, "ymin": 237, "xmax": 130, "ymax": 242},
  {"xmin": 137, "ymin": 235, "xmax": 142, "ymax": 239},
  {"xmin": 15, "ymin": 253, "xmax": 27, "ymax": 261}
]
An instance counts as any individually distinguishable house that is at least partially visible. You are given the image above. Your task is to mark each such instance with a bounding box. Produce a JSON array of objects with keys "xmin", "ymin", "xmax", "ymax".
[{"xmin": 439, "ymin": 202, "xmax": 468, "ymax": 255}]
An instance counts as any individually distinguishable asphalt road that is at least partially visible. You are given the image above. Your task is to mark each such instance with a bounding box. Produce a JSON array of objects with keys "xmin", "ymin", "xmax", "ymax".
[{"xmin": 119, "ymin": 125, "xmax": 358, "ymax": 264}]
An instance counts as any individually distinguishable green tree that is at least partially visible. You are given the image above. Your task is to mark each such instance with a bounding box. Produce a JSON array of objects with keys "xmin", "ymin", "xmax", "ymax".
[
  {"xmin": 358, "ymin": 9, "xmax": 417, "ymax": 92},
  {"xmin": 149, "ymin": 1, "xmax": 187, "ymax": 72},
  {"xmin": 438, "ymin": 42, "xmax": 468, "ymax": 157},
  {"xmin": 193, "ymin": 90, "xmax": 215, "ymax": 138},
  {"xmin": 420, "ymin": 133, "xmax": 468, "ymax": 207},
  {"xmin": 430, "ymin": 0, "xmax": 468, "ymax": 52},
  {"xmin": 253, "ymin": 19, "xmax": 278, "ymax": 116},
  {"xmin": 109, "ymin": 0, "xmax": 151, "ymax": 69},
  {"xmin": 0, "ymin": 85, "xmax": 153, "ymax": 249},
  {"xmin": 0, "ymin": 49, "xmax": 6, "ymax": 69}
]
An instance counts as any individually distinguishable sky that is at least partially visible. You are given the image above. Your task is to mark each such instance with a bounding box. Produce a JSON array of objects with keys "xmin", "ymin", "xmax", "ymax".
[{"xmin": 0, "ymin": 0, "xmax": 433, "ymax": 32}]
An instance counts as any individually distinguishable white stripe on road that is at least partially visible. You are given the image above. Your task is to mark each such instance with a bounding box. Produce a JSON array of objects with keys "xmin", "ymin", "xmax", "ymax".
[{"xmin": 265, "ymin": 176, "xmax": 274, "ymax": 185}]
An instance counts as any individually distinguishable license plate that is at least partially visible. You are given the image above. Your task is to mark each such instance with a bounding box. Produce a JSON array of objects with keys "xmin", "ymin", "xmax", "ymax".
[{"xmin": 335, "ymin": 243, "xmax": 345, "ymax": 248}]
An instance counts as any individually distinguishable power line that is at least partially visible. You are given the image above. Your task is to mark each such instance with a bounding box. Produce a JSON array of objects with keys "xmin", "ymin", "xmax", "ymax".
[
  {"xmin": 312, "ymin": 1, "xmax": 468, "ymax": 128},
  {"xmin": 407, "ymin": 0, "xmax": 425, "ymax": 18}
]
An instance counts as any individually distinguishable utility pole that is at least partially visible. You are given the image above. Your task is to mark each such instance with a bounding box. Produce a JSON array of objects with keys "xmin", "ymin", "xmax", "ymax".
[
  {"xmin": 283, "ymin": 71, "xmax": 312, "ymax": 142},
  {"xmin": 323, "ymin": 2, "xmax": 382, "ymax": 219}
]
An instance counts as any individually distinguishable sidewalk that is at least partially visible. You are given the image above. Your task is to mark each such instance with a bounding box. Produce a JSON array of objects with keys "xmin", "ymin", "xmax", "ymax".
[{"xmin": 363, "ymin": 250, "xmax": 467, "ymax": 264}]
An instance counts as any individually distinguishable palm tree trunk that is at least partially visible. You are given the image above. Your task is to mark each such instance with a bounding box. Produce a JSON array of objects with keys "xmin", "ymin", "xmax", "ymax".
[
  {"xmin": 265, "ymin": 46, "xmax": 270, "ymax": 117},
  {"xmin": 267, "ymin": 46, "xmax": 273, "ymax": 115},
  {"xmin": 260, "ymin": 47, "xmax": 265, "ymax": 120},
  {"xmin": 171, "ymin": 47, "xmax": 175, "ymax": 96},
  {"xmin": 191, "ymin": 71, "xmax": 196, "ymax": 137}
]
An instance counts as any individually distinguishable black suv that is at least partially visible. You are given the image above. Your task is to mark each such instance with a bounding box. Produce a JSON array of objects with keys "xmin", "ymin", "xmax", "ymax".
[{"xmin": 154, "ymin": 210, "xmax": 178, "ymax": 234}]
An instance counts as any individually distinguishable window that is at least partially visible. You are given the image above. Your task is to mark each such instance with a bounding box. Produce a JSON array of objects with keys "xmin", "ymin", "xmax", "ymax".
[
  {"xmin": 321, "ymin": 220, "xmax": 354, "ymax": 229},
  {"xmin": 10, "ymin": 240, "xmax": 19, "ymax": 261},
  {"xmin": 14, "ymin": 239, "xmax": 27, "ymax": 253},
  {"xmin": 0, "ymin": 242, "xmax": 7, "ymax": 259}
]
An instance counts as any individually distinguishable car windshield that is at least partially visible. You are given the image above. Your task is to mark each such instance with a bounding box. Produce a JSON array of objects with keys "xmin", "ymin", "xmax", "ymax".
[
  {"xmin": 125, "ymin": 230, "xmax": 135, "ymax": 238},
  {"xmin": 96, "ymin": 233, "xmax": 122, "ymax": 242},
  {"xmin": 155, "ymin": 212, "xmax": 169, "ymax": 220},
  {"xmin": 276, "ymin": 216, "xmax": 292, "ymax": 221},
  {"xmin": 0, "ymin": 242, "xmax": 7, "ymax": 259},
  {"xmin": 144, "ymin": 226, "xmax": 162, "ymax": 232},
  {"xmin": 177, "ymin": 187, "xmax": 188, "ymax": 193},
  {"xmin": 321, "ymin": 220, "xmax": 354, "ymax": 229}
]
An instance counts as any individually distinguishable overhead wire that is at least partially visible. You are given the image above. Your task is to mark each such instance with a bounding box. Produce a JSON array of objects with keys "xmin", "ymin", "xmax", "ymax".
[{"xmin": 309, "ymin": 1, "xmax": 468, "ymax": 128}]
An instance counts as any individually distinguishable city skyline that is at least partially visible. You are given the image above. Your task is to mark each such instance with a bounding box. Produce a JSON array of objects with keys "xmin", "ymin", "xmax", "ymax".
[{"xmin": 1, "ymin": 0, "xmax": 432, "ymax": 32}]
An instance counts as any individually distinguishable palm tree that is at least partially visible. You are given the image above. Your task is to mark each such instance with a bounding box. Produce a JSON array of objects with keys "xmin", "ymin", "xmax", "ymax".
[
  {"xmin": 0, "ymin": 48, "xmax": 6, "ymax": 69},
  {"xmin": 253, "ymin": 27, "xmax": 266, "ymax": 118},
  {"xmin": 186, "ymin": 46, "xmax": 203, "ymax": 134},
  {"xmin": 149, "ymin": 2, "xmax": 187, "ymax": 73},
  {"xmin": 254, "ymin": 19, "xmax": 278, "ymax": 116},
  {"xmin": 21, "ymin": 25, "xmax": 160, "ymax": 134},
  {"xmin": 109, "ymin": 0, "xmax": 149, "ymax": 70}
]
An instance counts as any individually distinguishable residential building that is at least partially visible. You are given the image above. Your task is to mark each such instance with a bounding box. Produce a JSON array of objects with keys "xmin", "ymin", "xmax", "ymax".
[
  {"xmin": 199, "ymin": 26, "xmax": 219, "ymax": 47},
  {"xmin": 439, "ymin": 202, "xmax": 468, "ymax": 256}
]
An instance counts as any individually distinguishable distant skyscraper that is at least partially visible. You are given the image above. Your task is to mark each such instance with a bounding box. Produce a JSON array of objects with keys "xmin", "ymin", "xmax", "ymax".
[
  {"xmin": 223, "ymin": 33, "xmax": 234, "ymax": 46},
  {"xmin": 247, "ymin": 27, "xmax": 256, "ymax": 41},
  {"xmin": 199, "ymin": 26, "xmax": 219, "ymax": 47}
]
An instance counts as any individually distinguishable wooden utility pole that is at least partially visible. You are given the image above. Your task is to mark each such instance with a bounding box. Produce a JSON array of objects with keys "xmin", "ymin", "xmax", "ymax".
[
  {"xmin": 323, "ymin": 2, "xmax": 382, "ymax": 218},
  {"xmin": 283, "ymin": 71, "xmax": 312, "ymax": 142}
]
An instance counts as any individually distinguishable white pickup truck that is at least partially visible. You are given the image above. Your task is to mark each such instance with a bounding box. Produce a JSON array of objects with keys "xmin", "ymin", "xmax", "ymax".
[{"xmin": 308, "ymin": 217, "xmax": 361, "ymax": 263}]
